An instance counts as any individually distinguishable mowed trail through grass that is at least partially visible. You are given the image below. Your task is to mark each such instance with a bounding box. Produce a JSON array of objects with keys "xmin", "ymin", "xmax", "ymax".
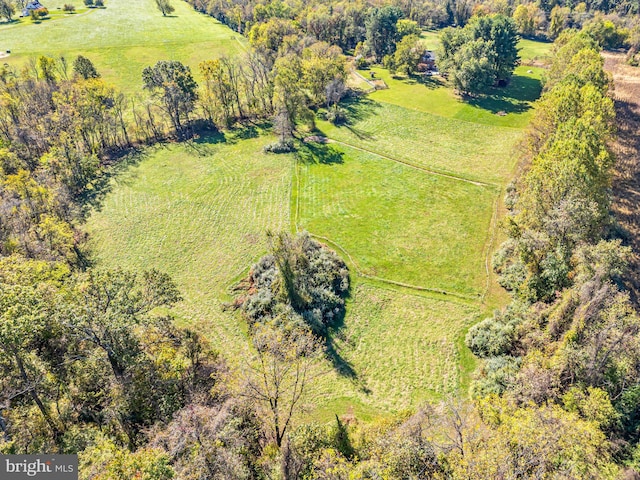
[
  {"xmin": 87, "ymin": 134, "xmax": 293, "ymax": 357},
  {"xmin": 318, "ymin": 100, "xmax": 523, "ymax": 185},
  {"xmin": 0, "ymin": 0, "xmax": 245, "ymax": 92},
  {"xmin": 296, "ymin": 143, "xmax": 496, "ymax": 296}
]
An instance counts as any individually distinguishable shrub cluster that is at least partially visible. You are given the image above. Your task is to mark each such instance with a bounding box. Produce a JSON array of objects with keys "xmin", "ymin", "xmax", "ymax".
[{"xmin": 239, "ymin": 232, "xmax": 349, "ymax": 337}]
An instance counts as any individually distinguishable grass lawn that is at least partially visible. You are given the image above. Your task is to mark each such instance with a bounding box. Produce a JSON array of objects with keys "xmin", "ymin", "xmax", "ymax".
[
  {"xmin": 519, "ymin": 37, "xmax": 553, "ymax": 63},
  {"xmin": 364, "ymin": 66, "xmax": 544, "ymax": 129},
  {"xmin": 84, "ymin": 132, "xmax": 485, "ymax": 417},
  {"xmin": 317, "ymin": 99, "xmax": 522, "ymax": 185},
  {"xmin": 80, "ymin": 21, "xmax": 551, "ymax": 421},
  {"xmin": 313, "ymin": 284, "xmax": 480, "ymax": 417},
  {"xmin": 86, "ymin": 132, "xmax": 293, "ymax": 357},
  {"xmin": 0, "ymin": 0, "xmax": 246, "ymax": 92},
  {"xmin": 296, "ymin": 143, "xmax": 497, "ymax": 296},
  {"xmin": 420, "ymin": 29, "xmax": 441, "ymax": 51}
]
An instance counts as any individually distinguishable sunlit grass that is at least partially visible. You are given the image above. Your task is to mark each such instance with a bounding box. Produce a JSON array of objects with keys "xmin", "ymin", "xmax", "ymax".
[{"xmin": 0, "ymin": 0, "xmax": 246, "ymax": 92}]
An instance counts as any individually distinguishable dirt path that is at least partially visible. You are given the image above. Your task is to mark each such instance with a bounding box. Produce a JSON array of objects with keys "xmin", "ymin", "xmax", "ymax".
[{"xmin": 604, "ymin": 52, "xmax": 640, "ymax": 302}]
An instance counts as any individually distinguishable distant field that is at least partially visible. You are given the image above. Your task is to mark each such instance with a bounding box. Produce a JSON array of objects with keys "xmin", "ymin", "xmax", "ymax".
[
  {"xmin": 363, "ymin": 66, "xmax": 544, "ymax": 129},
  {"xmin": 318, "ymin": 100, "xmax": 522, "ymax": 184},
  {"xmin": 519, "ymin": 37, "xmax": 553, "ymax": 63},
  {"xmin": 296, "ymin": 143, "xmax": 496, "ymax": 296},
  {"xmin": 0, "ymin": 0, "xmax": 245, "ymax": 92}
]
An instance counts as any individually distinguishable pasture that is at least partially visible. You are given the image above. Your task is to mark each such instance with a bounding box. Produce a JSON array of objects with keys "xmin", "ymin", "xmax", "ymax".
[
  {"xmin": 71, "ymin": 12, "xmax": 553, "ymax": 417},
  {"xmin": 85, "ymin": 131, "xmax": 486, "ymax": 416},
  {"xmin": 296, "ymin": 143, "xmax": 496, "ymax": 296},
  {"xmin": 0, "ymin": 0, "xmax": 246, "ymax": 92},
  {"xmin": 362, "ymin": 66, "xmax": 544, "ymax": 129},
  {"xmin": 317, "ymin": 99, "xmax": 523, "ymax": 184},
  {"xmin": 87, "ymin": 133, "xmax": 292, "ymax": 358}
]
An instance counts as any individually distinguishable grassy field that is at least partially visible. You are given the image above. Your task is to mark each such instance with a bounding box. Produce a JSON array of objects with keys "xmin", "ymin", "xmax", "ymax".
[
  {"xmin": 314, "ymin": 284, "xmax": 480, "ymax": 416},
  {"xmin": 76, "ymin": 12, "xmax": 552, "ymax": 418},
  {"xmin": 317, "ymin": 99, "xmax": 522, "ymax": 184},
  {"xmin": 0, "ymin": 0, "xmax": 246, "ymax": 92},
  {"xmin": 296, "ymin": 143, "xmax": 496, "ymax": 296},
  {"xmin": 87, "ymin": 132, "xmax": 293, "ymax": 357},
  {"xmin": 85, "ymin": 132, "xmax": 485, "ymax": 416},
  {"xmin": 363, "ymin": 66, "xmax": 544, "ymax": 129},
  {"xmin": 519, "ymin": 37, "xmax": 553, "ymax": 63}
]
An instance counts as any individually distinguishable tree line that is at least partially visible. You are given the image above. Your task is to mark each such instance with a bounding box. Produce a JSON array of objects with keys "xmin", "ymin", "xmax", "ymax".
[
  {"xmin": 465, "ymin": 28, "xmax": 640, "ymax": 476},
  {"xmin": 184, "ymin": 0, "xmax": 640, "ymax": 63}
]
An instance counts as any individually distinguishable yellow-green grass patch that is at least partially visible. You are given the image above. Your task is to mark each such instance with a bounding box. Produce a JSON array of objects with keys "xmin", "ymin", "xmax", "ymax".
[
  {"xmin": 86, "ymin": 133, "xmax": 293, "ymax": 357},
  {"xmin": 296, "ymin": 143, "xmax": 497, "ymax": 297},
  {"xmin": 317, "ymin": 100, "xmax": 521, "ymax": 185},
  {"xmin": 0, "ymin": 0, "xmax": 246, "ymax": 92}
]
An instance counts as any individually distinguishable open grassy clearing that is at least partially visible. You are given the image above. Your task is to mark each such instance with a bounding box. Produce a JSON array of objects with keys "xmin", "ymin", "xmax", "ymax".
[
  {"xmin": 363, "ymin": 65, "xmax": 544, "ymax": 128},
  {"xmin": 296, "ymin": 143, "xmax": 497, "ymax": 296},
  {"xmin": 84, "ymin": 131, "xmax": 485, "ymax": 417},
  {"xmin": 420, "ymin": 29, "xmax": 441, "ymax": 51},
  {"xmin": 317, "ymin": 99, "xmax": 522, "ymax": 184},
  {"xmin": 313, "ymin": 283, "xmax": 480, "ymax": 417},
  {"xmin": 519, "ymin": 37, "xmax": 553, "ymax": 63},
  {"xmin": 0, "ymin": 0, "xmax": 245, "ymax": 92},
  {"xmin": 86, "ymin": 132, "xmax": 292, "ymax": 357}
]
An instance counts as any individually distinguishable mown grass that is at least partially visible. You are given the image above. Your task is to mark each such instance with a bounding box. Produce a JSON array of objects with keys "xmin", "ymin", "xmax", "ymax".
[
  {"xmin": 74, "ymin": 10, "xmax": 551, "ymax": 418},
  {"xmin": 362, "ymin": 66, "xmax": 544, "ymax": 129},
  {"xmin": 0, "ymin": 0, "xmax": 246, "ymax": 92},
  {"xmin": 296, "ymin": 143, "xmax": 497, "ymax": 296},
  {"xmin": 86, "ymin": 133, "xmax": 293, "ymax": 358},
  {"xmin": 313, "ymin": 283, "xmax": 480, "ymax": 416},
  {"xmin": 317, "ymin": 99, "xmax": 522, "ymax": 184},
  {"xmin": 519, "ymin": 37, "xmax": 553, "ymax": 63},
  {"xmin": 85, "ymin": 133, "xmax": 485, "ymax": 417}
]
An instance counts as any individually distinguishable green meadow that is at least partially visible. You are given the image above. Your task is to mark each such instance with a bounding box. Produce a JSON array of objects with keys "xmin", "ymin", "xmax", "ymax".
[
  {"xmin": 0, "ymin": 0, "xmax": 246, "ymax": 92},
  {"xmin": 13, "ymin": 3, "xmax": 550, "ymax": 417},
  {"xmin": 295, "ymin": 143, "xmax": 496, "ymax": 296}
]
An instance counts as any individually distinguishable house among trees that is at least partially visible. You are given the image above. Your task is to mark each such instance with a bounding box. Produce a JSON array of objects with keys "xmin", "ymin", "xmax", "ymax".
[
  {"xmin": 421, "ymin": 51, "xmax": 436, "ymax": 69},
  {"xmin": 22, "ymin": 0, "xmax": 45, "ymax": 16},
  {"xmin": 418, "ymin": 50, "xmax": 437, "ymax": 73}
]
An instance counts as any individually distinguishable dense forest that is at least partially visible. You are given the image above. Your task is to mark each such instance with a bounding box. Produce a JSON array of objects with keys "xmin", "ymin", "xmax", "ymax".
[{"xmin": 0, "ymin": 0, "xmax": 640, "ymax": 477}]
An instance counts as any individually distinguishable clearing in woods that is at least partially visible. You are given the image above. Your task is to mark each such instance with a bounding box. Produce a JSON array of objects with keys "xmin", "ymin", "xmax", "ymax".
[{"xmin": 74, "ymin": 14, "xmax": 551, "ymax": 418}]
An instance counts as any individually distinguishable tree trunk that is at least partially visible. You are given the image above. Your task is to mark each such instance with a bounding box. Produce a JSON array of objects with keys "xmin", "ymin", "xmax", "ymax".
[{"xmin": 13, "ymin": 350, "xmax": 62, "ymax": 442}]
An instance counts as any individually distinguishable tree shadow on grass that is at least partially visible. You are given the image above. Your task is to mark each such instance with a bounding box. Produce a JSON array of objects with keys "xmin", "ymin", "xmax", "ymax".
[
  {"xmin": 467, "ymin": 75, "xmax": 542, "ymax": 115},
  {"xmin": 392, "ymin": 72, "xmax": 444, "ymax": 90},
  {"xmin": 414, "ymin": 73, "xmax": 445, "ymax": 89},
  {"xmin": 320, "ymin": 96, "xmax": 379, "ymax": 141},
  {"xmin": 79, "ymin": 147, "xmax": 149, "ymax": 217},
  {"xmin": 324, "ymin": 295, "xmax": 372, "ymax": 394},
  {"xmin": 184, "ymin": 130, "xmax": 226, "ymax": 156},
  {"xmin": 341, "ymin": 96, "xmax": 380, "ymax": 124},
  {"xmin": 296, "ymin": 142, "xmax": 344, "ymax": 165}
]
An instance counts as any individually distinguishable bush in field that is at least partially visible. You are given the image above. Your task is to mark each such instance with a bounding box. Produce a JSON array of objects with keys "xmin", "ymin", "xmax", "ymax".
[
  {"xmin": 63, "ymin": 4, "xmax": 75, "ymax": 12},
  {"xmin": 263, "ymin": 139, "xmax": 295, "ymax": 153},
  {"xmin": 238, "ymin": 232, "xmax": 349, "ymax": 337},
  {"xmin": 325, "ymin": 105, "xmax": 347, "ymax": 125}
]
